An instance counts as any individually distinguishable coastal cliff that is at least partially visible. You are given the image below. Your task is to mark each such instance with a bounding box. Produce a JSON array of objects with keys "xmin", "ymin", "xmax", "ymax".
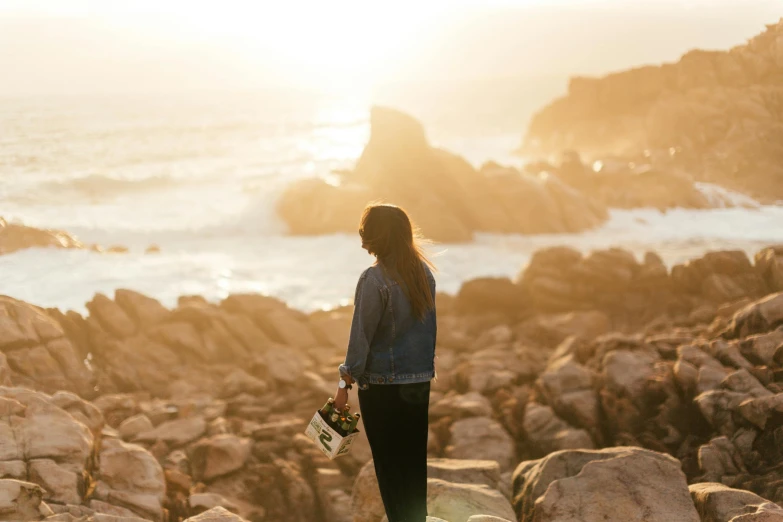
[{"xmin": 522, "ymin": 19, "xmax": 783, "ymax": 201}]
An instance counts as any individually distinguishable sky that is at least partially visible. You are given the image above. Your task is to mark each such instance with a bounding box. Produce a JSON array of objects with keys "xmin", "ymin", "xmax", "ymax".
[{"xmin": 0, "ymin": 0, "xmax": 779, "ymax": 96}]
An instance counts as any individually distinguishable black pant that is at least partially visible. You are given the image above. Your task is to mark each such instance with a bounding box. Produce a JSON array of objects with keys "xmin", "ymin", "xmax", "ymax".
[{"xmin": 358, "ymin": 381, "xmax": 430, "ymax": 522}]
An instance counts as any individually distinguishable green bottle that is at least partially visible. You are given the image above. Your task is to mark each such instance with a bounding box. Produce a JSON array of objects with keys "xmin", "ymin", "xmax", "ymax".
[
  {"xmin": 347, "ymin": 413, "xmax": 361, "ymax": 433},
  {"xmin": 320, "ymin": 398, "xmax": 335, "ymax": 416}
]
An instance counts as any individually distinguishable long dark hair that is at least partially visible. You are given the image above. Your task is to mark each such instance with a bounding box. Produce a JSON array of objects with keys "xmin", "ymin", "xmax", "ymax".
[{"xmin": 359, "ymin": 204, "xmax": 435, "ymax": 320}]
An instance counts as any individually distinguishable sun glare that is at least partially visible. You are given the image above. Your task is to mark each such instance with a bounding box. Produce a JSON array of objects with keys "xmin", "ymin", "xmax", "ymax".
[{"xmin": 0, "ymin": 0, "xmax": 577, "ymax": 93}]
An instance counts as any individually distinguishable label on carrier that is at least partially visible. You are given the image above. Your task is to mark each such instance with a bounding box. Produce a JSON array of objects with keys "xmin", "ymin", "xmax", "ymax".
[{"xmin": 304, "ymin": 410, "xmax": 360, "ymax": 460}]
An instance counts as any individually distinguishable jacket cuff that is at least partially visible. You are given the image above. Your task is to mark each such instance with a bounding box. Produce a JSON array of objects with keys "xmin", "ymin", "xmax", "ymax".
[{"xmin": 338, "ymin": 364, "xmax": 352, "ymax": 380}]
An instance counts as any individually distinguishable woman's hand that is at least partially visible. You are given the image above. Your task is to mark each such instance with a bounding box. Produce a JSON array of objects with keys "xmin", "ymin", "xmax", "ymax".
[{"xmin": 334, "ymin": 387, "xmax": 349, "ymax": 411}]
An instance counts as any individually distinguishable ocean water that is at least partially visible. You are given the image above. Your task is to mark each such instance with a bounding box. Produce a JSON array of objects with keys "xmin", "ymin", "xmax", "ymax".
[{"xmin": 1, "ymin": 91, "xmax": 782, "ymax": 314}]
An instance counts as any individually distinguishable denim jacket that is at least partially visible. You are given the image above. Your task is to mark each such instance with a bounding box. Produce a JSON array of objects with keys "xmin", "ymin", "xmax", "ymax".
[{"xmin": 339, "ymin": 263, "xmax": 437, "ymax": 389}]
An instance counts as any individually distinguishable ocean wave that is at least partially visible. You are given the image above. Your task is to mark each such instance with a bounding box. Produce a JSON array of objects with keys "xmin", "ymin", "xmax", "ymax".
[
  {"xmin": 693, "ymin": 182, "xmax": 760, "ymax": 209},
  {"xmin": 32, "ymin": 174, "xmax": 178, "ymax": 202}
]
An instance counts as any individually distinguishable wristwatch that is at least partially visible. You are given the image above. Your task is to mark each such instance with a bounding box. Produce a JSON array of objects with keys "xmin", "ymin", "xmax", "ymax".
[{"xmin": 338, "ymin": 379, "xmax": 353, "ymax": 390}]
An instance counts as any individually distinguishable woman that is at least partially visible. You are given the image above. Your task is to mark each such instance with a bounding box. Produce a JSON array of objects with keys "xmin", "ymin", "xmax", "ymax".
[{"xmin": 334, "ymin": 203, "xmax": 437, "ymax": 522}]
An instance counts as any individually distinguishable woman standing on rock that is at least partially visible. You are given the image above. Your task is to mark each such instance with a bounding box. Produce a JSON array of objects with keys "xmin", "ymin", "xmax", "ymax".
[{"xmin": 335, "ymin": 203, "xmax": 437, "ymax": 522}]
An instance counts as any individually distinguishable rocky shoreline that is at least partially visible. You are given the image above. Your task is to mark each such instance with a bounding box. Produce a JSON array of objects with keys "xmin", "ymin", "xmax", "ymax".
[
  {"xmin": 276, "ymin": 105, "xmax": 758, "ymax": 243},
  {"xmin": 522, "ymin": 19, "xmax": 783, "ymax": 203},
  {"xmin": 1, "ymin": 244, "xmax": 783, "ymax": 521},
  {"xmin": 0, "ymin": 217, "xmax": 158, "ymax": 256},
  {"xmin": 277, "ymin": 107, "xmax": 609, "ymax": 243}
]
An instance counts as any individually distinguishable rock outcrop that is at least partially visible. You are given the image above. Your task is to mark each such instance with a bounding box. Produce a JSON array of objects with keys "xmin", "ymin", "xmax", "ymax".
[
  {"xmin": 521, "ymin": 19, "xmax": 783, "ymax": 201},
  {"xmin": 0, "ymin": 217, "xmax": 85, "ymax": 256},
  {"xmin": 456, "ymin": 245, "xmax": 775, "ymax": 332},
  {"xmin": 278, "ymin": 107, "xmax": 608, "ymax": 242},
  {"xmin": 0, "ymin": 217, "xmax": 138, "ymax": 256}
]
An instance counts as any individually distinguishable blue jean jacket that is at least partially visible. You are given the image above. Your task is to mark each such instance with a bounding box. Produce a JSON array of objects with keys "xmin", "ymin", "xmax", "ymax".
[{"xmin": 339, "ymin": 264, "xmax": 437, "ymax": 389}]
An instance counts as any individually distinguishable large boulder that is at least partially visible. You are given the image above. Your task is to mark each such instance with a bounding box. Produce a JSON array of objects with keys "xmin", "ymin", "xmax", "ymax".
[
  {"xmin": 0, "ymin": 297, "xmax": 93, "ymax": 395},
  {"xmin": 92, "ymin": 438, "xmax": 166, "ymax": 521},
  {"xmin": 445, "ymin": 418, "xmax": 516, "ymax": 471},
  {"xmin": 0, "ymin": 387, "xmax": 94, "ymax": 506},
  {"xmin": 512, "ymin": 447, "xmax": 700, "ymax": 522},
  {"xmin": 277, "ymin": 107, "xmax": 607, "ymax": 242},
  {"xmin": 426, "ymin": 479, "xmax": 516, "ymax": 522},
  {"xmin": 352, "ymin": 459, "xmax": 513, "ymax": 522}
]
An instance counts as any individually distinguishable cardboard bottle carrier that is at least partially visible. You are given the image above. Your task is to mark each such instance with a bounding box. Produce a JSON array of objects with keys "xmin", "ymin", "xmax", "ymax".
[{"xmin": 304, "ymin": 409, "xmax": 360, "ymax": 460}]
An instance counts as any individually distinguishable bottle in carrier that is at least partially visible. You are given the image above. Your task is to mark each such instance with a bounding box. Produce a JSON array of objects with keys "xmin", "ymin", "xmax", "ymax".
[
  {"xmin": 320, "ymin": 398, "xmax": 335, "ymax": 416},
  {"xmin": 348, "ymin": 412, "xmax": 361, "ymax": 433}
]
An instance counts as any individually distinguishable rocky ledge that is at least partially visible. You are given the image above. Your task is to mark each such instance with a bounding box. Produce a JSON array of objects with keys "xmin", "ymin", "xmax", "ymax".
[
  {"xmin": 0, "ymin": 217, "xmax": 147, "ymax": 256},
  {"xmin": 1, "ymin": 244, "xmax": 783, "ymax": 521},
  {"xmin": 277, "ymin": 107, "xmax": 608, "ymax": 242},
  {"xmin": 521, "ymin": 19, "xmax": 783, "ymax": 202}
]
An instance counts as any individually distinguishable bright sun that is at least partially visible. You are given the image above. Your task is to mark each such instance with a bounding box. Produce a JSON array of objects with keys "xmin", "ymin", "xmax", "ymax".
[
  {"xmin": 110, "ymin": 0, "xmax": 453, "ymax": 90},
  {"xmin": 1, "ymin": 0, "xmax": 545, "ymax": 92}
]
